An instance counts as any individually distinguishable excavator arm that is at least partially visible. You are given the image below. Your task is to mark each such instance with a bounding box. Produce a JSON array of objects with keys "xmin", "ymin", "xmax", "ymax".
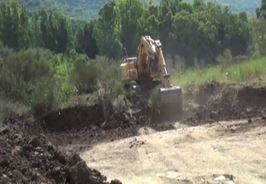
[{"xmin": 135, "ymin": 36, "xmax": 172, "ymax": 88}]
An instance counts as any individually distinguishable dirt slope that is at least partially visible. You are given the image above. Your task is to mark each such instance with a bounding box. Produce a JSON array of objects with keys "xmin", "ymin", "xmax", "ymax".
[
  {"xmin": 0, "ymin": 116, "xmax": 121, "ymax": 184},
  {"xmin": 81, "ymin": 119, "xmax": 266, "ymax": 184}
]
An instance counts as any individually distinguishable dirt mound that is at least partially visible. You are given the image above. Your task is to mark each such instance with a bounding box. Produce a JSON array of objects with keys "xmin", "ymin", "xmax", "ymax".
[
  {"xmin": 0, "ymin": 117, "xmax": 121, "ymax": 184},
  {"xmin": 186, "ymin": 84, "xmax": 266, "ymax": 125},
  {"xmin": 43, "ymin": 105, "xmax": 105, "ymax": 132},
  {"xmin": 43, "ymin": 104, "xmax": 149, "ymax": 132}
]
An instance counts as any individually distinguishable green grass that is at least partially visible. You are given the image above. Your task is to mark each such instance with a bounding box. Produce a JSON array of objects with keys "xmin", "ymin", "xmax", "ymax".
[{"xmin": 171, "ymin": 57, "xmax": 266, "ymax": 87}]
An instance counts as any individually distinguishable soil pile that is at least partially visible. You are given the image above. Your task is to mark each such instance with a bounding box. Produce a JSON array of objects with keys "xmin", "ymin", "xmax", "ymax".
[
  {"xmin": 43, "ymin": 105, "xmax": 105, "ymax": 132},
  {"xmin": 0, "ymin": 116, "xmax": 121, "ymax": 184},
  {"xmin": 186, "ymin": 84, "xmax": 266, "ymax": 125},
  {"xmin": 43, "ymin": 104, "xmax": 149, "ymax": 132}
]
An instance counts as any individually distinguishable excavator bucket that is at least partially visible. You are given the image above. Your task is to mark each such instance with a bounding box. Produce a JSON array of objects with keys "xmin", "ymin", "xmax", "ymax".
[{"xmin": 160, "ymin": 86, "xmax": 183, "ymax": 119}]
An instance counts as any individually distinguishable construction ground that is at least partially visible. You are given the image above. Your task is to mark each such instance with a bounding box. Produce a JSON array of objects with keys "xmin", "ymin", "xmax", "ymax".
[{"xmin": 0, "ymin": 82, "xmax": 266, "ymax": 184}]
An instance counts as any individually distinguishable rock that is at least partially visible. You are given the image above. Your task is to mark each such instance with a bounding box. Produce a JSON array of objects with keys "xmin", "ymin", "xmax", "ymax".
[
  {"xmin": 111, "ymin": 179, "xmax": 122, "ymax": 184},
  {"xmin": 67, "ymin": 154, "xmax": 110, "ymax": 184},
  {"xmin": 12, "ymin": 170, "xmax": 27, "ymax": 183},
  {"xmin": 214, "ymin": 174, "xmax": 235, "ymax": 184},
  {"xmin": 54, "ymin": 151, "xmax": 67, "ymax": 165},
  {"xmin": 0, "ymin": 127, "xmax": 9, "ymax": 135},
  {"xmin": 0, "ymin": 158, "xmax": 9, "ymax": 167},
  {"xmin": 11, "ymin": 146, "xmax": 22, "ymax": 156},
  {"xmin": 29, "ymin": 137, "xmax": 41, "ymax": 147},
  {"xmin": 47, "ymin": 142, "xmax": 55, "ymax": 153},
  {"xmin": 214, "ymin": 175, "xmax": 226, "ymax": 181}
]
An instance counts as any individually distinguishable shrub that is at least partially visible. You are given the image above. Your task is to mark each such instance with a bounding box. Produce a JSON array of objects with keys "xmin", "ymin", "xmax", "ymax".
[
  {"xmin": 70, "ymin": 55, "xmax": 101, "ymax": 93},
  {"xmin": 0, "ymin": 48, "xmax": 75, "ymax": 117},
  {"xmin": 0, "ymin": 48, "xmax": 53, "ymax": 102}
]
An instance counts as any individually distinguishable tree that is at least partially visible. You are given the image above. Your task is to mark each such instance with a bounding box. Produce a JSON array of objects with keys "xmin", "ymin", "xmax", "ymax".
[
  {"xmin": 95, "ymin": 0, "xmax": 251, "ymax": 65},
  {"xmin": 257, "ymin": 0, "xmax": 266, "ymax": 20},
  {"xmin": 0, "ymin": 1, "xmax": 29, "ymax": 49},
  {"xmin": 34, "ymin": 10, "xmax": 72, "ymax": 53},
  {"xmin": 251, "ymin": 18, "xmax": 266, "ymax": 56},
  {"xmin": 138, "ymin": 2, "xmax": 160, "ymax": 39},
  {"xmin": 117, "ymin": 0, "xmax": 144, "ymax": 56},
  {"xmin": 76, "ymin": 22, "xmax": 98, "ymax": 59},
  {"xmin": 93, "ymin": 1, "xmax": 122, "ymax": 58}
]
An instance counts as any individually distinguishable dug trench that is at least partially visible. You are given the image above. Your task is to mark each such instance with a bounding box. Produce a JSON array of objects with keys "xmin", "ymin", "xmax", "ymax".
[{"xmin": 1, "ymin": 82, "xmax": 266, "ymax": 183}]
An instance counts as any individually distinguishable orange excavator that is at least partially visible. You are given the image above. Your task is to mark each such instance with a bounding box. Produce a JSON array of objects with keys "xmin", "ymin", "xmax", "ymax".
[{"xmin": 120, "ymin": 36, "xmax": 182, "ymax": 117}]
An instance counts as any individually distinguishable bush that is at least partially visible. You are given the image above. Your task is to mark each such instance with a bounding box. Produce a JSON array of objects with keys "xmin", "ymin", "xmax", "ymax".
[
  {"xmin": 71, "ymin": 56, "xmax": 125, "ymax": 97},
  {"xmin": 0, "ymin": 48, "xmax": 53, "ymax": 102},
  {"xmin": 0, "ymin": 48, "xmax": 76, "ymax": 117},
  {"xmin": 70, "ymin": 55, "xmax": 101, "ymax": 93}
]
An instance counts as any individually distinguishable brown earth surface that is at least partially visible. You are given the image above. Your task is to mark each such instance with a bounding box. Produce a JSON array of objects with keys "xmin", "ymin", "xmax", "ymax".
[
  {"xmin": 1, "ymin": 83, "xmax": 266, "ymax": 184},
  {"xmin": 0, "ymin": 116, "xmax": 121, "ymax": 184},
  {"xmin": 81, "ymin": 119, "xmax": 266, "ymax": 184}
]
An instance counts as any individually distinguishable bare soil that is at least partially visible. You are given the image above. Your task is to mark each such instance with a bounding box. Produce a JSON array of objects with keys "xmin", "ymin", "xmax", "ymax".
[
  {"xmin": 81, "ymin": 119, "xmax": 266, "ymax": 184},
  {"xmin": 184, "ymin": 83, "xmax": 266, "ymax": 124},
  {"xmin": 0, "ymin": 116, "xmax": 121, "ymax": 184},
  {"xmin": 1, "ymin": 82, "xmax": 266, "ymax": 184}
]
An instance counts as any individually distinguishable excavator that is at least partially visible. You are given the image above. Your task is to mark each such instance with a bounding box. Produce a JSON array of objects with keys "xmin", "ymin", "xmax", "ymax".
[{"xmin": 120, "ymin": 36, "xmax": 183, "ymax": 117}]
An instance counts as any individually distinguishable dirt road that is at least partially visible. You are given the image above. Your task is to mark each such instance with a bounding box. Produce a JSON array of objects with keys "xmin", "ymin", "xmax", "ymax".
[{"xmin": 81, "ymin": 119, "xmax": 266, "ymax": 184}]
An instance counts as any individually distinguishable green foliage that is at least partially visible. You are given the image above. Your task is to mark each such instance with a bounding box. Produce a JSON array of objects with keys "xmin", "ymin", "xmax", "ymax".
[
  {"xmin": 257, "ymin": 0, "xmax": 266, "ymax": 19},
  {"xmin": 172, "ymin": 57, "xmax": 266, "ymax": 87},
  {"xmin": 76, "ymin": 22, "xmax": 98, "ymax": 58},
  {"xmin": 0, "ymin": 48, "xmax": 76, "ymax": 116},
  {"xmin": 250, "ymin": 18, "xmax": 266, "ymax": 56},
  {"xmin": 118, "ymin": 0, "xmax": 144, "ymax": 56},
  {"xmin": 91, "ymin": 0, "xmax": 251, "ymax": 66},
  {"xmin": 0, "ymin": 0, "xmax": 29, "ymax": 49},
  {"xmin": 70, "ymin": 55, "xmax": 126, "ymax": 99},
  {"xmin": 0, "ymin": 1, "xmax": 99, "ymax": 58},
  {"xmin": 0, "ymin": 0, "xmax": 255, "ymax": 66},
  {"xmin": 32, "ymin": 10, "xmax": 72, "ymax": 53},
  {"xmin": 0, "ymin": 49, "xmax": 52, "ymax": 102},
  {"xmin": 93, "ymin": 1, "xmax": 123, "ymax": 58},
  {"xmin": 70, "ymin": 55, "xmax": 101, "ymax": 93}
]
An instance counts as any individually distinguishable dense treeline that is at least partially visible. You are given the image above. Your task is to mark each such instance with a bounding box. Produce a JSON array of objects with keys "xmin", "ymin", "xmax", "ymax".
[
  {"xmin": 0, "ymin": 0, "xmax": 260, "ymax": 66},
  {"xmin": 0, "ymin": 0, "xmax": 266, "ymax": 66},
  {"xmin": 92, "ymin": 0, "xmax": 252, "ymax": 65}
]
